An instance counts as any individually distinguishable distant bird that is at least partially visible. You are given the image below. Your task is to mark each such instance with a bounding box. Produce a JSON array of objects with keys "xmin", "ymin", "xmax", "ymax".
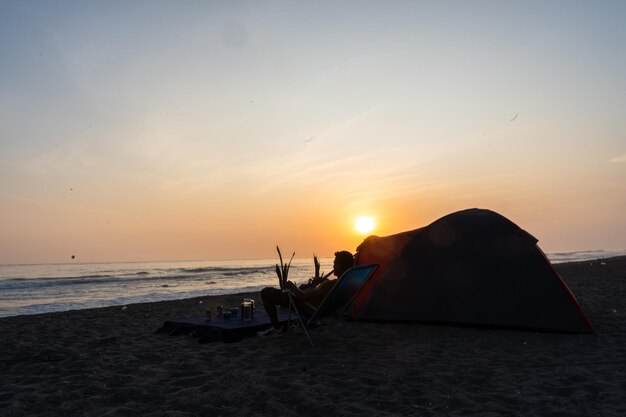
[
  {"xmin": 304, "ymin": 136, "xmax": 314, "ymax": 143},
  {"xmin": 509, "ymin": 113, "xmax": 519, "ymax": 122}
]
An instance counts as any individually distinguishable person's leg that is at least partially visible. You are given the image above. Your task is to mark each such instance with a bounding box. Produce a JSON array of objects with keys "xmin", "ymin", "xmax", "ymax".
[
  {"xmin": 293, "ymin": 298, "xmax": 315, "ymax": 317},
  {"xmin": 260, "ymin": 287, "xmax": 288, "ymax": 329}
]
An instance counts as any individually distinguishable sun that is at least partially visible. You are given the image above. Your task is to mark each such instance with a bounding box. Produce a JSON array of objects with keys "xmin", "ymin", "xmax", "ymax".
[{"xmin": 355, "ymin": 216, "xmax": 375, "ymax": 235}]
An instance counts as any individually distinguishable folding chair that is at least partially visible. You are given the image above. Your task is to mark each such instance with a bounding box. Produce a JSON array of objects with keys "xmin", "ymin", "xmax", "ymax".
[{"xmin": 285, "ymin": 264, "xmax": 378, "ymax": 346}]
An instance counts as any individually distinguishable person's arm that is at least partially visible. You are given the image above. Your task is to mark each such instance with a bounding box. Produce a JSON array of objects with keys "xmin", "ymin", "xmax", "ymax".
[{"xmin": 285, "ymin": 280, "xmax": 307, "ymax": 298}]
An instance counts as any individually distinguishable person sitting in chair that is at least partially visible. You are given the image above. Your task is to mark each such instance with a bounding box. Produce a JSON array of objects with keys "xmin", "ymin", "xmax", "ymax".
[{"xmin": 258, "ymin": 250, "xmax": 354, "ymax": 336}]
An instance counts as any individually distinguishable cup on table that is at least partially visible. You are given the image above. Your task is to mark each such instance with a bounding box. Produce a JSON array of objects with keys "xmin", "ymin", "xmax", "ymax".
[{"xmin": 242, "ymin": 301, "xmax": 253, "ymax": 321}]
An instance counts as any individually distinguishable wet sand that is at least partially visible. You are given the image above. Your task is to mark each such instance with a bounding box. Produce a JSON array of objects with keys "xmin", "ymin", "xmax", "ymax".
[{"xmin": 1, "ymin": 257, "xmax": 625, "ymax": 416}]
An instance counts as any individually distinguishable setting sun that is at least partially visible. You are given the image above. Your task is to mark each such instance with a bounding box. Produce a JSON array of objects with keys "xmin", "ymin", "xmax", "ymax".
[{"xmin": 355, "ymin": 216, "xmax": 376, "ymax": 235}]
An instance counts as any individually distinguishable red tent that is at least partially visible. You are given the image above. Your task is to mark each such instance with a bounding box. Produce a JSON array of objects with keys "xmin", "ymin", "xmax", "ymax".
[{"xmin": 349, "ymin": 208, "xmax": 592, "ymax": 333}]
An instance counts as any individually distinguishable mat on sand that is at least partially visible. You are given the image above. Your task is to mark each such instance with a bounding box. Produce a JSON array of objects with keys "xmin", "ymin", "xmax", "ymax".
[{"xmin": 156, "ymin": 310, "xmax": 292, "ymax": 343}]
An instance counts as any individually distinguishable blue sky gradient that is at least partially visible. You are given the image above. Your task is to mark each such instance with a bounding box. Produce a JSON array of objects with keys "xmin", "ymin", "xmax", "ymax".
[{"xmin": 1, "ymin": 1, "xmax": 625, "ymax": 263}]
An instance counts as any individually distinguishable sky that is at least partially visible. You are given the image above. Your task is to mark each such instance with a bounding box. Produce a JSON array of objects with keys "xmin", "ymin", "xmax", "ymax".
[{"xmin": 1, "ymin": 1, "xmax": 625, "ymax": 264}]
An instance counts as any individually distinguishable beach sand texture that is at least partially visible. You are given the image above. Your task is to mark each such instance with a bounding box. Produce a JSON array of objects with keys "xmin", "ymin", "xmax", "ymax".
[{"xmin": 1, "ymin": 257, "xmax": 625, "ymax": 416}]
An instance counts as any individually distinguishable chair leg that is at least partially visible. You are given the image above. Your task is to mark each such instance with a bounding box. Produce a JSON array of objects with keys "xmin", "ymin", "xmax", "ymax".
[{"xmin": 285, "ymin": 291, "xmax": 314, "ymax": 347}]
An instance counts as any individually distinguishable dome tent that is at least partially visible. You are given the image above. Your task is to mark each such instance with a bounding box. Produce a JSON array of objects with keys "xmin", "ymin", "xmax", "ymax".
[{"xmin": 349, "ymin": 208, "xmax": 592, "ymax": 333}]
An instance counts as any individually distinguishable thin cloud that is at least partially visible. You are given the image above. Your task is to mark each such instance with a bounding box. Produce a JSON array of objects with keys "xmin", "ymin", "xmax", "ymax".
[
  {"xmin": 0, "ymin": 159, "xmax": 18, "ymax": 168},
  {"xmin": 609, "ymin": 154, "xmax": 626, "ymax": 163},
  {"xmin": 23, "ymin": 143, "xmax": 98, "ymax": 176}
]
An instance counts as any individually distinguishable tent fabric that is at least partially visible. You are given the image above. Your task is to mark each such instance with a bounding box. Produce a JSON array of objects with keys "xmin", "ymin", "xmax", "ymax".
[{"xmin": 349, "ymin": 208, "xmax": 592, "ymax": 333}]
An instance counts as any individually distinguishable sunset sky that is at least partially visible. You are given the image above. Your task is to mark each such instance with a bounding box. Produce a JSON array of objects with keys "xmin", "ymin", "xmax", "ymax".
[{"xmin": 1, "ymin": 1, "xmax": 625, "ymax": 264}]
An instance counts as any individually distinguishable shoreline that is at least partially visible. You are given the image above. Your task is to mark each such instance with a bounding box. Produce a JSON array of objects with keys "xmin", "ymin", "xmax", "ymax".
[
  {"xmin": 0, "ymin": 251, "xmax": 626, "ymax": 320},
  {"xmin": 0, "ymin": 257, "xmax": 330, "ymax": 319},
  {"xmin": 1, "ymin": 256, "xmax": 625, "ymax": 415},
  {"xmin": 2, "ymin": 254, "xmax": 624, "ymax": 321}
]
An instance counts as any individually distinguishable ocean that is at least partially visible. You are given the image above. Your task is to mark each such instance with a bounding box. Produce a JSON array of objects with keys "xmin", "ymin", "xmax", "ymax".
[{"xmin": 0, "ymin": 250, "xmax": 624, "ymax": 318}]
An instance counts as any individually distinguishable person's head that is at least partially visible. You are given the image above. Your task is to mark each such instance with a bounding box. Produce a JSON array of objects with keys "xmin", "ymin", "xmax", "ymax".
[{"xmin": 333, "ymin": 251, "xmax": 354, "ymax": 277}]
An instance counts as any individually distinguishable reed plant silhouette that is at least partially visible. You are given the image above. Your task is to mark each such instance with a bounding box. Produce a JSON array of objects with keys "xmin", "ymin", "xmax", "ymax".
[{"xmin": 275, "ymin": 246, "xmax": 295, "ymax": 291}]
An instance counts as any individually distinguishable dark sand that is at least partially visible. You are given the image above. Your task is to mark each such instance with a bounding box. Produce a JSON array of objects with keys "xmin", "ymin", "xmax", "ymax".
[{"xmin": 1, "ymin": 257, "xmax": 625, "ymax": 416}]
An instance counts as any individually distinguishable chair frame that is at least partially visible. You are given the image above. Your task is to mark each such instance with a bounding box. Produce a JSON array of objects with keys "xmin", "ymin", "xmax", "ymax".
[{"xmin": 284, "ymin": 264, "xmax": 378, "ymax": 346}]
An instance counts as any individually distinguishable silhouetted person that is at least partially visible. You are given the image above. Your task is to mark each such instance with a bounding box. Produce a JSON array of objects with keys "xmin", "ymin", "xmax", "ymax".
[{"xmin": 258, "ymin": 251, "xmax": 354, "ymax": 336}]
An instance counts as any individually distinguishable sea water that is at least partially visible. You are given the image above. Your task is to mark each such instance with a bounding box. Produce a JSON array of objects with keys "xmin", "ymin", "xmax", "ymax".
[
  {"xmin": 0, "ymin": 258, "xmax": 334, "ymax": 318},
  {"xmin": 0, "ymin": 250, "xmax": 624, "ymax": 318}
]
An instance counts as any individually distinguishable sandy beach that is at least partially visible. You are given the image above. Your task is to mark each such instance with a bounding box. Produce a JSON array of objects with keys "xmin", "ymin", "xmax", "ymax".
[{"xmin": 1, "ymin": 257, "xmax": 625, "ymax": 416}]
